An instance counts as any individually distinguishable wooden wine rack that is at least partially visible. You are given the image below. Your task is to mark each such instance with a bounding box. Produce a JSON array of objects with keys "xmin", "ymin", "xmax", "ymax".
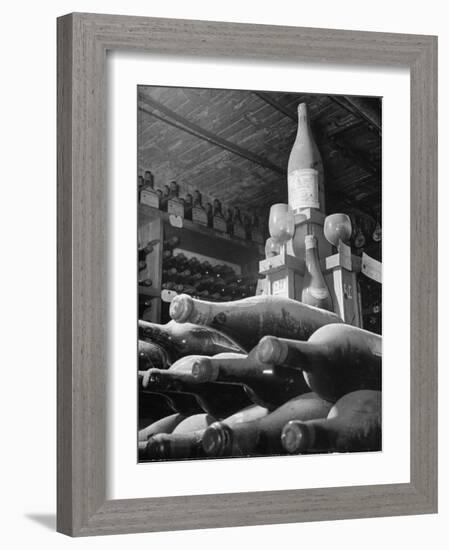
[{"xmin": 138, "ymin": 204, "xmax": 263, "ymax": 323}]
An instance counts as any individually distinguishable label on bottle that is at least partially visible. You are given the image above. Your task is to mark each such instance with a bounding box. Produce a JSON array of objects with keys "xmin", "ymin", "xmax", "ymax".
[
  {"xmin": 288, "ymin": 168, "xmax": 319, "ymax": 211},
  {"xmin": 213, "ymin": 216, "xmax": 227, "ymax": 233},
  {"xmin": 339, "ymin": 241, "xmax": 352, "ymax": 271},
  {"xmin": 233, "ymin": 222, "xmax": 246, "ymax": 240},
  {"xmin": 140, "ymin": 188, "xmax": 160, "ymax": 208},
  {"xmin": 167, "ymin": 199, "xmax": 185, "ymax": 218},
  {"xmin": 168, "ymin": 214, "xmax": 183, "ymax": 228},
  {"xmin": 192, "ymin": 206, "xmax": 208, "ymax": 226}
]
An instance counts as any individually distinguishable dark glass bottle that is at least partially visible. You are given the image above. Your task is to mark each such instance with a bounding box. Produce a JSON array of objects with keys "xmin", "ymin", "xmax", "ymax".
[
  {"xmin": 144, "ymin": 368, "xmax": 251, "ymax": 419},
  {"xmin": 169, "ymin": 294, "xmax": 342, "ymax": 351},
  {"xmin": 202, "ymin": 392, "xmax": 331, "ymax": 457},
  {"xmin": 255, "ymin": 324, "xmax": 382, "ymax": 402},
  {"xmin": 141, "ymin": 405, "xmax": 268, "ymax": 460},
  {"xmin": 281, "ymin": 390, "xmax": 382, "ymax": 454},
  {"xmin": 138, "ymin": 319, "xmax": 247, "ymax": 359},
  {"xmin": 190, "ymin": 350, "xmax": 310, "ymax": 410},
  {"xmin": 138, "ymin": 339, "xmax": 170, "ymax": 370}
]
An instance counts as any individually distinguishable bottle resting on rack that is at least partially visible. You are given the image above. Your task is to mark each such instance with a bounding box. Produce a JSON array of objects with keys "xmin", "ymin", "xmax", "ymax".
[
  {"xmin": 138, "ymin": 319, "xmax": 247, "ymax": 359},
  {"xmin": 190, "ymin": 349, "xmax": 310, "ymax": 410},
  {"xmin": 143, "ymin": 367, "xmax": 252, "ymax": 419},
  {"xmin": 143, "ymin": 413, "xmax": 217, "ymax": 460},
  {"xmin": 138, "ymin": 412, "xmax": 186, "ymax": 442},
  {"xmin": 281, "ymin": 390, "xmax": 382, "ymax": 454},
  {"xmin": 138, "ymin": 339, "xmax": 170, "ymax": 370},
  {"xmin": 138, "ymin": 371, "xmax": 204, "ymax": 416},
  {"xmin": 142, "ymin": 404, "xmax": 268, "ymax": 460},
  {"xmin": 169, "ymin": 294, "xmax": 342, "ymax": 351},
  {"xmin": 301, "ymin": 234, "xmax": 333, "ymax": 311},
  {"xmin": 202, "ymin": 392, "xmax": 332, "ymax": 457},
  {"xmin": 256, "ymin": 323, "xmax": 382, "ymax": 402},
  {"xmin": 287, "ymin": 102, "xmax": 325, "ymax": 213}
]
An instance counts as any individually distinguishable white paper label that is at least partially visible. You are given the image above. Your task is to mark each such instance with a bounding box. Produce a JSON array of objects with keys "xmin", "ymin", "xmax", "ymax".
[
  {"xmin": 339, "ymin": 241, "xmax": 352, "ymax": 271},
  {"xmin": 213, "ymin": 216, "xmax": 227, "ymax": 233},
  {"xmin": 288, "ymin": 168, "xmax": 319, "ymax": 210},
  {"xmin": 167, "ymin": 199, "xmax": 185, "ymax": 218},
  {"xmin": 361, "ymin": 252, "xmax": 382, "ymax": 283},
  {"xmin": 168, "ymin": 214, "xmax": 183, "ymax": 228},
  {"xmin": 192, "ymin": 207, "xmax": 208, "ymax": 226},
  {"xmin": 140, "ymin": 189, "xmax": 160, "ymax": 208}
]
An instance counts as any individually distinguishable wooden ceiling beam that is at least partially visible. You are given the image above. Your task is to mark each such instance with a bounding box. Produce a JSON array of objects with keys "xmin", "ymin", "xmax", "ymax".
[
  {"xmin": 138, "ymin": 93, "xmax": 285, "ymax": 176},
  {"xmin": 327, "ymin": 96, "xmax": 381, "ymax": 135},
  {"xmin": 253, "ymin": 91, "xmax": 297, "ymax": 120}
]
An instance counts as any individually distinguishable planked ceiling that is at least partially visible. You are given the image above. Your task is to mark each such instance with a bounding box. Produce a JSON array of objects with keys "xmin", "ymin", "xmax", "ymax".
[{"xmin": 137, "ymin": 86, "xmax": 381, "ymax": 224}]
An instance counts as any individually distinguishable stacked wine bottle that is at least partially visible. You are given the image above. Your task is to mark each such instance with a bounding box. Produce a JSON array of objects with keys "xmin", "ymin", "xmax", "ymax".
[
  {"xmin": 138, "ymin": 293, "xmax": 382, "ymax": 461},
  {"xmin": 161, "ymin": 238, "xmax": 258, "ymax": 303}
]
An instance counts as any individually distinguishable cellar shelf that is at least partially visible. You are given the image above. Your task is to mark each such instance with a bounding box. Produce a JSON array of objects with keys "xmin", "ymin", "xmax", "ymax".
[{"xmin": 138, "ymin": 203, "xmax": 262, "ymax": 252}]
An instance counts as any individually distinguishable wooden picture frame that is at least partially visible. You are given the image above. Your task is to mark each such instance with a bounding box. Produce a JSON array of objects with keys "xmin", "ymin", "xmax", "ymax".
[{"xmin": 57, "ymin": 12, "xmax": 437, "ymax": 536}]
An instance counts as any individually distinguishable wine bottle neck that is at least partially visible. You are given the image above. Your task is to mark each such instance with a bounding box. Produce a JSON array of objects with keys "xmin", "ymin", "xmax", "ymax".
[
  {"xmin": 257, "ymin": 336, "xmax": 327, "ymax": 371},
  {"xmin": 282, "ymin": 418, "xmax": 331, "ymax": 453}
]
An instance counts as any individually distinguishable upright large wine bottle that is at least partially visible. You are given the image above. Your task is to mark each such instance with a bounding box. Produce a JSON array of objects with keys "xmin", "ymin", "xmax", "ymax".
[
  {"xmin": 169, "ymin": 294, "xmax": 342, "ymax": 350},
  {"xmin": 143, "ymin": 404, "xmax": 268, "ymax": 460},
  {"xmin": 202, "ymin": 392, "xmax": 332, "ymax": 457},
  {"xmin": 138, "ymin": 319, "xmax": 247, "ymax": 358},
  {"xmin": 190, "ymin": 350, "xmax": 310, "ymax": 410},
  {"xmin": 256, "ymin": 324, "xmax": 382, "ymax": 402},
  {"xmin": 301, "ymin": 235, "xmax": 333, "ymax": 311},
  {"xmin": 143, "ymin": 368, "xmax": 252, "ymax": 419},
  {"xmin": 281, "ymin": 390, "xmax": 381, "ymax": 453},
  {"xmin": 287, "ymin": 102, "xmax": 325, "ymax": 213}
]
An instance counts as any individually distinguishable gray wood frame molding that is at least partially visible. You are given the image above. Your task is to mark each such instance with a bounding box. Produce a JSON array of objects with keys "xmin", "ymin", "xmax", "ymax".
[{"xmin": 57, "ymin": 12, "xmax": 437, "ymax": 536}]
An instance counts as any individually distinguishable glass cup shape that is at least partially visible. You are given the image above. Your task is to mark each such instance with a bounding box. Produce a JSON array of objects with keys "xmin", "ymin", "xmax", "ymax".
[
  {"xmin": 323, "ymin": 213, "xmax": 352, "ymax": 247},
  {"xmin": 268, "ymin": 204, "xmax": 295, "ymax": 255}
]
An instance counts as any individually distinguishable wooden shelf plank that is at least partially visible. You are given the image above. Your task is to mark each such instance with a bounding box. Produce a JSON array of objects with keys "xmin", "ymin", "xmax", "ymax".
[{"xmin": 138, "ymin": 203, "xmax": 262, "ymax": 253}]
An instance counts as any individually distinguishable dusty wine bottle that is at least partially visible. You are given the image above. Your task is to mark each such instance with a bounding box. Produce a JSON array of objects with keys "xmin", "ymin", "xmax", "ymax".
[
  {"xmin": 281, "ymin": 390, "xmax": 381, "ymax": 453},
  {"xmin": 138, "ymin": 319, "xmax": 247, "ymax": 359},
  {"xmin": 287, "ymin": 102, "xmax": 325, "ymax": 213},
  {"xmin": 301, "ymin": 234, "xmax": 333, "ymax": 311},
  {"xmin": 144, "ymin": 368, "xmax": 252, "ymax": 419},
  {"xmin": 143, "ymin": 404, "xmax": 268, "ymax": 460},
  {"xmin": 144, "ymin": 414, "xmax": 216, "ymax": 460},
  {"xmin": 202, "ymin": 392, "xmax": 332, "ymax": 457},
  {"xmin": 138, "ymin": 412, "xmax": 186, "ymax": 442},
  {"xmin": 144, "ymin": 430, "xmax": 207, "ymax": 460},
  {"xmin": 190, "ymin": 350, "xmax": 310, "ymax": 410},
  {"xmin": 138, "ymin": 339, "xmax": 170, "ymax": 370},
  {"xmin": 138, "ymin": 371, "xmax": 204, "ymax": 416},
  {"xmin": 256, "ymin": 323, "xmax": 381, "ymax": 402},
  {"xmin": 169, "ymin": 294, "xmax": 342, "ymax": 350}
]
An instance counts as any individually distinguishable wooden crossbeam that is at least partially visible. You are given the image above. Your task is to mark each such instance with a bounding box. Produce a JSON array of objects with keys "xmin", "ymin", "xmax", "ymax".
[
  {"xmin": 138, "ymin": 92, "xmax": 285, "ymax": 176},
  {"xmin": 328, "ymin": 96, "xmax": 381, "ymax": 135},
  {"xmin": 253, "ymin": 91, "xmax": 297, "ymax": 120}
]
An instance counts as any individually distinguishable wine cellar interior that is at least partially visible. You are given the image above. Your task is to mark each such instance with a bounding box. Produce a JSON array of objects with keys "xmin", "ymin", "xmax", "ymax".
[{"xmin": 137, "ymin": 86, "xmax": 382, "ymax": 461}]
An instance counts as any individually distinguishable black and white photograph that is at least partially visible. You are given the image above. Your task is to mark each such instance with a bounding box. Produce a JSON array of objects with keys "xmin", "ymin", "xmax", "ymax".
[{"xmin": 137, "ymin": 86, "xmax": 382, "ymax": 462}]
